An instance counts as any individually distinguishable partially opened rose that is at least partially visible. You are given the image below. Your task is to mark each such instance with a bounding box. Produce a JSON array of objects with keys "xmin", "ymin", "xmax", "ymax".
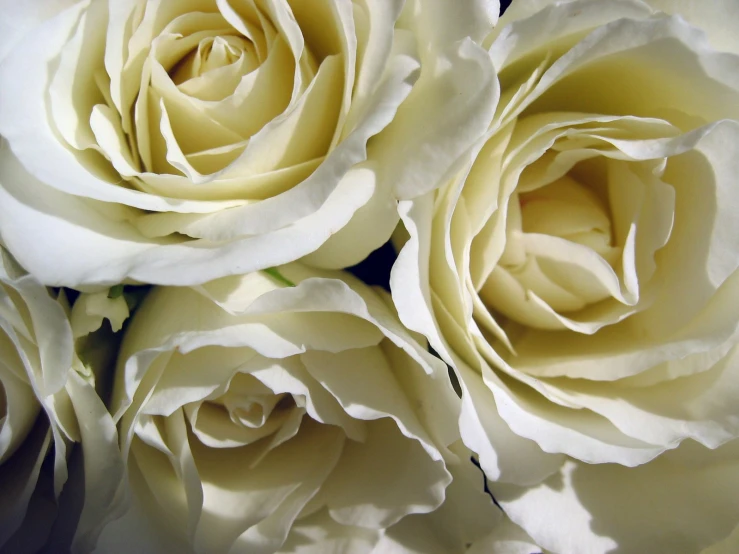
[
  {"xmin": 0, "ymin": 247, "xmax": 124, "ymax": 552},
  {"xmin": 391, "ymin": 0, "xmax": 739, "ymax": 521},
  {"xmin": 0, "ymin": 0, "xmax": 496, "ymax": 287},
  {"xmin": 96, "ymin": 265, "xmax": 481, "ymax": 553}
]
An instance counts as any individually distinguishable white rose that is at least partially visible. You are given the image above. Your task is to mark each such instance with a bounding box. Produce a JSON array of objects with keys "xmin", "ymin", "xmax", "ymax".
[
  {"xmin": 0, "ymin": 0, "xmax": 497, "ymax": 287},
  {"xmin": 390, "ymin": 0, "xmax": 739, "ymax": 550},
  {"xmin": 95, "ymin": 265, "xmax": 496, "ymax": 553},
  {"xmin": 0, "ymin": 247, "xmax": 124, "ymax": 553}
]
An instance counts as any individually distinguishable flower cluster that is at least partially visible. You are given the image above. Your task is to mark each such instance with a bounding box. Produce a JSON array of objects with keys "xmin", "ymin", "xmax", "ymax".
[{"xmin": 1, "ymin": 1, "xmax": 738, "ymax": 553}]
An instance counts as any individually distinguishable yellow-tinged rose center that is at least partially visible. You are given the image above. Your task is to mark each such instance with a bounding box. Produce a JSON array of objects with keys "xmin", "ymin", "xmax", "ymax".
[
  {"xmin": 195, "ymin": 372, "xmax": 300, "ymax": 451},
  {"xmin": 128, "ymin": 350, "xmax": 355, "ymax": 547},
  {"xmin": 473, "ymin": 114, "xmax": 677, "ymax": 333},
  {"xmin": 519, "ymin": 176, "xmax": 614, "ymax": 258},
  {"xmin": 489, "ymin": 167, "xmax": 622, "ymax": 316},
  {"xmin": 170, "ymin": 35, "xmax": 260, "ymax": 89},
  {"xmin": 48, "ymin": 0, "xmax": 349, "ymax": 203}
]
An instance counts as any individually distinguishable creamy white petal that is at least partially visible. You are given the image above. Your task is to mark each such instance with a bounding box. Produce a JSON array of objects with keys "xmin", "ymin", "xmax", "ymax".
[
  {"xmin": 279, "ymin": 510, "xmax": 380, "ymax": 554},
  {"xmin": 466, "ymin": 514, "xmax": 542, "ymax": 554},
  {"xmin": 391, "ymin": 195, "xmax": 453, "ymax": 361},
  {"xmin": 379, "ymin": 37, "xmax": 498, "ymax": 200},
  {"xmin": 0, "ymin": 152, "xmax": 374, "ymax": 286},
  {"xmin": 488, "ymin": 0, "xmax": 653, "ymax": 69},
  {"xmin": 0, "ymin": 251, "xmax": 74, "ymax": 397},
  {"xmin": 374, "ymin": 441, "xmax": 501, "ymax": 554},
  {"xmin": 457, "ymin": 363, "xmax": 566, "ymax": 485},
  {"xmin": 543, "ymin": 343, "xmax": 739, "ymax": 449},
  {"xmin": 645, "ymin": 0, "xmax": 739, "ymax": 55},
  {"xmin": 194, "ymin": 421, "xmax": 344, "ymax": 554},
  {"xmin": 93, "ymin": 454, "xmax": 195, "ymax": 554},
  {"xmin": 0, "ymin": 0, "xmax": 79, "ymax": 63},
  {"xmin": 493, "ymin": 440, "xmax": 739, "ymax": 554},
  {"xmin": 71, "ymin": 293, "xmax": 130, "ymax": 338},
  {"xmin": 67, "ymin": 371, "xmax": 127, "ymax": 554},
  {"xmin": 318, "ymin": 418, "xmax": 448, "ymax": 529}
]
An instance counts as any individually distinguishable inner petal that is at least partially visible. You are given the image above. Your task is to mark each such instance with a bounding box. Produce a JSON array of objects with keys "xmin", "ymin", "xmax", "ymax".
[
  {"xmin": 186, "ymin": 371, "xmax": 299, "ymax": 450},
  {"xmin": 488, "ymin": 158, "xmax": 625, "ymax": 321},
  {"xmin": 170, "ymin": 35, "xmax": 258, "ymax": 88},
  {"xmin": 218, "ymin": 373, "xmax": 293, "ymax": 429},
  {"xmin": 474, "ymin": 114, "xmax": 681, "ymax": 333},
  {"xmin": 520, "ymin": 175, "xmax": 614, "ymax": 259}
]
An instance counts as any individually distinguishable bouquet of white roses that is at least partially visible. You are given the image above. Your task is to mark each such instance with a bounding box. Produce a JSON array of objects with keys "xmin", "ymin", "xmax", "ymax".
[{"xmin": 1, "ymin": 0, "xmax": 738, "ymax": 552}]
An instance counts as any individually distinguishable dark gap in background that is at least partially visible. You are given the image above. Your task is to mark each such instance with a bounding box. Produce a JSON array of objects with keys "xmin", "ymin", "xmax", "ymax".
[{"xmin": 346, "ymin": 241, "xmax": 397, "ymax": 291}]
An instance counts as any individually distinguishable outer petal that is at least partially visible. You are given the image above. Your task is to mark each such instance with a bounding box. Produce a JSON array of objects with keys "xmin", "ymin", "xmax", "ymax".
[
  {"xmin": 489, "ymin": 0, "xmax": 653, "ymax": 69},
  {"xmin": 0, "ymin": 151, "xmax": 374, "ymax": 286},
  {"xmin": 373, "ymin": 442, "xmax": 501, "ymax": 554},
  {"xmin": 279, "ymin": 510, "xmax": 381, "ymax": 554},
  {"xmin": 492, "ymin": 440, "xmax": 739, "ymax": 554},
  {"xmin": 92, "ymin": 458, "xmax": 195, "ymax": 554},
  {"xmin": 645, "ymin": 0, "xmax": 739, "ymax": 55},
  {"xmin": 378, "ymin": 36, "xmax": 498, "ymax": 200},
  {"xmin": 466, "ymin": 514, "xmax": 543, "ymax": 554},
  {"xmin": 458, "ymin": 364, "xmax": 566, "ymax": 485},
  {"xmin": 67, "ymin": 371, "xmax": 127, "ymax": 554},
  {"xmin": 0, "ymin": 0, "xmax": 80, "ymax": 63},
  {"xmin": 390, "ymin": 195, "xmax": 451, "ymax": 360}
]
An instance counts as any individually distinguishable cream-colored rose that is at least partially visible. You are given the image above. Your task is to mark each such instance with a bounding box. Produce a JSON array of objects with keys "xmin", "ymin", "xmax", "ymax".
[
  {"xmin": 0, "ymin": 247, "xmax": 124, "ymax": 553},
  {"xmin": 0, "ymin": 0, "xmax": 496, "ymax": 288},
  {"xmin": 391, "ymin": 0, "xmax": 739, "ymax": 551},
  {"xmin": 94, "ymin": 265, "xmax": 497, "ymax": 553}
]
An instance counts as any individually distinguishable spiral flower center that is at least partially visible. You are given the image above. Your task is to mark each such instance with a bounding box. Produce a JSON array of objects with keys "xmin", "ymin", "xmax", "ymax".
[
  {"xmin": 474, "ymin": 113, "xmax": 678, "ymax": 334},
  {"xmin": 210, "ymin": 376, "xmax": 295, "ymax": 431},
  {"xmin": 187, "ymin": 371, "xmax": 302, "ymax": 457},
  {"xmin": 47, "ymin": 0, "xmax": 340, "ymax": 199},
  {"xmin": 171, "ymin": 35, "xmax": 258, "ymax": 87},
  {"xmin": 519, "ymin": 175, "xmax": 614, "ymax": 260}
]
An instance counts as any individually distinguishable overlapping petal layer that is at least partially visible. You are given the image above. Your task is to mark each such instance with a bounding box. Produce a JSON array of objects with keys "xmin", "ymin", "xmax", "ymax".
[
  {"xmin": 0, "ymin": 0, "xmax": 497, "ymax": 287},
  {"xmin": 391, "ymin": 3, "xmax": 739, "ymax": 549},
  {"xmin": 99, "ymin": 265, "xmax": 496, "ymax": 553},
  {"xmin": 0, "ymin": 247, "xmax": 124, "ymax": 553}
]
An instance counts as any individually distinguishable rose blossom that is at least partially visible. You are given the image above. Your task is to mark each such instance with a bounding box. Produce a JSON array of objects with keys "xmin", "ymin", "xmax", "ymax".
[
  {"xmin": 93, "ymin": 265, "xmax": 500, "ymax": 553},
  {"xmin": 390, "ymin": 0, "xmax": 739, "ymax": 551},
  {"xmin": 0, "ymin": 0, "xmax": 496, "ymax": 287},
  {"xmin": 0, "ymin": 247, "xmax": 124, "ymax": 552}
]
